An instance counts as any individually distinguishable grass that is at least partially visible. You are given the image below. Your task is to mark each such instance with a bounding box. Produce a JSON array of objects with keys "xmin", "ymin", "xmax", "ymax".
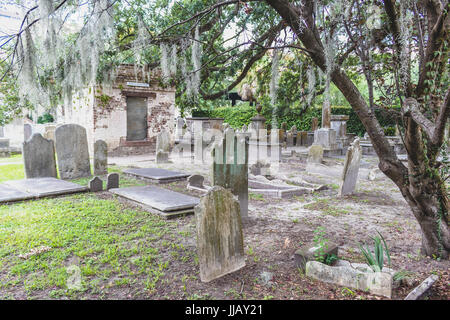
[
  {"xmin": 0, "ymin": 193, "xmax": 175, "ymax": 299},
  {"xmin": 0, "ymin": 154, "xmax": 22, "ymax": 163},
  {"xmin": 0, "ymin": 164, "xmax": 25, "ymax": 182},
  {"xmin": 303, "ymin": 198, "xmax": 353, "ymax": 217}
]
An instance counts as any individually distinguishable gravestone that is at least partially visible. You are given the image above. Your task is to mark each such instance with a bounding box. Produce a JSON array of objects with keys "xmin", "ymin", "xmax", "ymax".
[
  {"xmin": 156, "ymin": 129, "xmax": 171, "ymax": 153},
  {"xmin": 24, "ymin": 123, "xmax": 33, "ymax": 142},
  {"xmin": 188, "ymin": 174, "xmax": 204, "ymax": 188},
  {"xmin": 338, "ymin": 138, "xmax": 362, "ymax": 196},
  {"xmin": 195, "ymin": 186, "xmax": 246, "ymax": 282},
  {"xmin": 212, "ymin": 131, "xmax": 249, "ymax": 218},
  {"xmin": 23, "ymin": 133, "xmax": 57, "ymax": 178},
  {"xmin": 106, "ymin": 173, "xmax": 119, "ymax": 190},
  {"xmin": 156, "ymin": 150, "xmax": 169, "ymax": 164},
  {"xmin": 307, "ymin": 145, "xmax": 324, "ymax": 164},
  {"xmin": 44, "ymin": 125, "xmax": 56, "ymax": 141},
  {"xmin": 311, "ymin": 117, "xmax": 319, "ymax": 132},
  {"xmin": 89, "ymin": 177, "xmax": 103, "ymax": 192},
  {"xmin": 55, "ymin": 124, "xmax": 91, "ymax": 179},
  {"xmin": 94, "ymin": 140, "xmax": 108, "ymax": 175}
]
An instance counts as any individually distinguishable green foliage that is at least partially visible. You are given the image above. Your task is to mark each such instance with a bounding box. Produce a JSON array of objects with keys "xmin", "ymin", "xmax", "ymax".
[
  {"xmin": 358, "ymin": 231, "xmax": 391, "ymax": 272},
  {"xmin": 195, "ymin": 104, "xmax": 400, "ymax": 135},
  {"xmin": 312, "ymin": 227, "xmax": 337, "ymax": 265},
  {"xmin": 37, "ymin": 113, "xmax": 54, "ymax": 124}
]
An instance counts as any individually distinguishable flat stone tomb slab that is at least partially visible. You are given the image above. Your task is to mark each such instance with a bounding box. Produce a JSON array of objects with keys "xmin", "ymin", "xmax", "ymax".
[
  {"xmin": 4, "ymin": 178, "xmax": 88, "ymax": 198},
  {"xmin": 0, "ymin": 184, "xmax": 36, "ymax": 203},
  {"xmin": 123, "ymin": 168, "xmax": 190, "ymax": 183},
  {"xmin": 110, "ymin": 185, "xmax": 199, "ymax": 212}
]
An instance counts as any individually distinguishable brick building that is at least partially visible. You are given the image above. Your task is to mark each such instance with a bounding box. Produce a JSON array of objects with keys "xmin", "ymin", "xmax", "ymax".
[{"xmin": 57, "ymin": 65, "xmax": 178, "ymax": 155}]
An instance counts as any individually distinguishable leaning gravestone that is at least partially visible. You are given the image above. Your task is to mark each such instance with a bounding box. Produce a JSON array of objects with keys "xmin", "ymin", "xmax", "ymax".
[
  {"xmin": 338, "ymin": 137, "xmax": 362, "ymax": 196},
  {"xmin": 55, "ymin": 124, "xmax": 91, "ymax": 179},
  {"xmin": 23, "ymin": 133, "xmax": 57, "ymax": 179},
  {"xmin": 94, "ymin": 140, "xmax": 108, "ymax": 175},
  {"xmin": 195, "ymin": 186, "xmax": 246, "ymax": 282},
  {"xmin": 212, "ymin": 130, "xmax": 249, "ymax": 218}
]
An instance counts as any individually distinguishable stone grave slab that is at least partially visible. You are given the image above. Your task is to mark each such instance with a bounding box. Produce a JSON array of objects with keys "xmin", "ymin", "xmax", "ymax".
[
  {"xmin": 4, "ymin": 178, "xmax": 88, "ymax": 197},
  {"xmin": 0, "ymin": 184, "xmax": 36, "ymax": 203},
  {"xmin": 110, "ymin": 185, "xmax": 199, "ymax": 213},
  {"xmin": 123, "ymin": 168, "xmax": 190, "ymax": 183}
]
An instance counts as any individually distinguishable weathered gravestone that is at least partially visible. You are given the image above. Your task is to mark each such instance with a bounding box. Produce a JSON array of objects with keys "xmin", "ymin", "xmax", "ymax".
[
  {"xmin": 55, "ymin": 124, "xmax": 91, "ymax": 179},
  {"xmin": 187, "ymin": 174, "xmax": 204, "ymax": 189},
  {"xmin": 156, "ymin": 150, "xmax": 169, "ymax": 164},
  {"xmin": 89, "ymin": 176, "xmax": 103, "ymax": 192},
  {"xmin": 94, "ymin": 140, "xmax": 108, "ymax": 175},
  {"xmin": 23, "ymin": 133, "xmax": 57, "ymax": 178},
  {"xmin": 106, "ymin": 173, "xmax": 119, "ymax": 190},
  {"xmin": 195, "ymin": 186, "xmax": 246, "ymax": 282},
  {"xmin": 156, "ymin": 129, "xmax": 171, "ymax": 153},
  {"xmin": 212, "ymin": 129, "xmax": 249, "ymax": 218},
  {"xmin": 307, "ymin": 145, "xmax": 324, "ymax": 164},
  {"xmin": 338, "ymin": 137, "xmax": 362, "ymax": 196}
]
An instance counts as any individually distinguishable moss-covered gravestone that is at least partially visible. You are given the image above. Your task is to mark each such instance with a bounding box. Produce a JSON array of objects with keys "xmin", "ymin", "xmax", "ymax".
[
  {"xmin": 195, "ymin": 186, "xmax": 245, "ymax": 282},
  {"xmin": 212, "ymin": 129, "xmax": 249, "ymax": 218},
  {"xmin": 307, "ymin": 145, "xmax": 324, "ymax": 164}
]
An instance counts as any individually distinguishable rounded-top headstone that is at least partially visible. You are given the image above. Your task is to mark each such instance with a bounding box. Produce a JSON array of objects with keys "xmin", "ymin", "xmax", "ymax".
[{"xmin": 55, "ymin": 124, "xmax": 91, "ymax": 179}]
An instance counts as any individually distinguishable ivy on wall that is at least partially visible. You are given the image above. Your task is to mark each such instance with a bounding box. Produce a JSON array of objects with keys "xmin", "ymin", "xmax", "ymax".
[{"xmin": 192, "ymin": 104, "xmax": 400, "ymax": 136}]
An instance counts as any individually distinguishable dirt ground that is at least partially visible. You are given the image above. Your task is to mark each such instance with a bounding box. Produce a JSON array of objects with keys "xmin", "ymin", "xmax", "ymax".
[{"xmin": 105, "ymin": 151, "xmax": 449, "ymax": 300}]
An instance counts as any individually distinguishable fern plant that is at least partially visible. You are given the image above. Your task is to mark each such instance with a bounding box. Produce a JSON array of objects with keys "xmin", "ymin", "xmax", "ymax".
[{"xmin": 358, "ymin": 231, "xmax": 391, "ymax": 272}]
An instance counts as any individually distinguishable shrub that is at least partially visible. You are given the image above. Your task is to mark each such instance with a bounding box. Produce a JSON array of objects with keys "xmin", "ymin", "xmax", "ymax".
[
  {"xmin": 37, "ymin": 113, "xmax": 54, "ymax": 124},
  {"xmin": 192, "ymin": 104, "xmax": 400, "ymax": 136}
]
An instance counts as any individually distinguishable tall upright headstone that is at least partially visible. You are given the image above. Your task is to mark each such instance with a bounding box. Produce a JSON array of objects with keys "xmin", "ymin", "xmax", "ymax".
[
  {"xmin": 23, "ymin": 133, "xmax": 57, "ymax": 178},
  {"xmin": 55, "ymin": 124, "xmax": 91, "ymax": 179},
  {"xmin": 156, "ymin": 129, "xmax": 171, "ymax": 153},
  {"xmin": 338, "ymin": 138, "xmax": 362, "ymax": 196},
  {"xmin": 195, "ymin": 186, "xmax": 246, "ymax": 282},
  {"xmin": 94, "ymin": 140, "xmax": 108, "ymax": 175},
  {"xmin": 212, "ymin": 131, "xmax": 249, "ymax": 218}
]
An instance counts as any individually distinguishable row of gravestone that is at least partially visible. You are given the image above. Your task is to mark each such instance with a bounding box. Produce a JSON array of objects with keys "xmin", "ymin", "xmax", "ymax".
[{"xmin": 23, "ymin": 124, "xmax": 107, "ymax": 179}]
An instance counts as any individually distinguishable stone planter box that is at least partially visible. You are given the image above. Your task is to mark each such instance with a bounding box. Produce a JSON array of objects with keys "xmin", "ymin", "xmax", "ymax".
[{"xmin": 305, "ymin": 260, "xmax": 394, "ymax": 298}]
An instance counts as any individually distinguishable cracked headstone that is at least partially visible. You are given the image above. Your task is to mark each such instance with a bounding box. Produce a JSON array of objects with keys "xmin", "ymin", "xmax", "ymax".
[{"xmin": 195, "ymin": 186, "xmax": 245, "ymax": 282}]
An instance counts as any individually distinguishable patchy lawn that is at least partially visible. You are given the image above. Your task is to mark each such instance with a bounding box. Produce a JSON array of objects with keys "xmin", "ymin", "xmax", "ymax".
[{"xmin": 0, "ymin": 158, "xmax": 448, "ymax": 300}]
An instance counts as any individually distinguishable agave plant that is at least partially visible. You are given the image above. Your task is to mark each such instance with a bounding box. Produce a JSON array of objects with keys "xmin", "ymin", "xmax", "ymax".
[{"xmin": 358, "ymin": 231, "xmax": 391, "ymax": 272}]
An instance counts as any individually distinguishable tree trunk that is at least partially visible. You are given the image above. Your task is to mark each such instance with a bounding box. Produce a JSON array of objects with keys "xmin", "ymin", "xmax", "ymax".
[
  {"xmin": 265, "ymin": 0, "xmax": 450, "ymax": 259},
  {"xmin": 403, "ymin": 188, "xmax": 450, "ymax": 259}
]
